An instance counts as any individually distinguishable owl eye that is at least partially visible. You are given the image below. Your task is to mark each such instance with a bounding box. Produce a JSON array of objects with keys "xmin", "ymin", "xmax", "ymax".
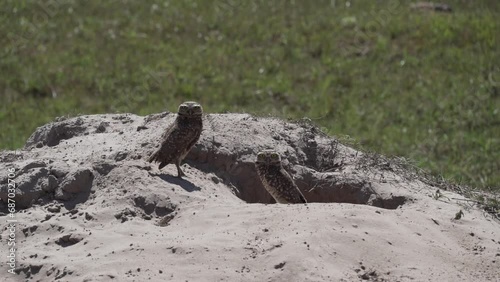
[{"xmin": 271, "ymin": 153, "xmax": 278, "ymax": 158}]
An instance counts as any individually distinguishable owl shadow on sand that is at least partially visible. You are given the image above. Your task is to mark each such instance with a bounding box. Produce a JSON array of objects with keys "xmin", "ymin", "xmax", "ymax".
[{"xmin": 157, "ymin": 173, "xmax": 201, "ymax": 192}]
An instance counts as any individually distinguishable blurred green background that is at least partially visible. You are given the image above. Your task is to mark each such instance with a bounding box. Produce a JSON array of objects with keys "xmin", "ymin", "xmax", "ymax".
[{"xmin": 1, "ymin": 0, "xmax": 499, "ymax": 191}]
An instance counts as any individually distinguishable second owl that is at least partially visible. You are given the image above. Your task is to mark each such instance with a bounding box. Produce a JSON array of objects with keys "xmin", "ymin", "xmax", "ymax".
[{"xmin": 255, "ymin": 150, "xmax": 307, "ymax": 204}]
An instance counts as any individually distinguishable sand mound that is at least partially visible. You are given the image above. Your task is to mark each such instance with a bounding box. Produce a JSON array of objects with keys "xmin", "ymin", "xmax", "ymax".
[{"xmin": 0, "ymin": 112, "xmax": 498, "ymax": 281}]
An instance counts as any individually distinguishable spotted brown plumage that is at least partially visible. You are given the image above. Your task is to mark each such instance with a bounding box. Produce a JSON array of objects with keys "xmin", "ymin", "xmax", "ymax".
[
  {"xmin": 148, "ymin": 101, "xmax": 203, "ymax": 177},
  {"xmin": 255, "ymin": 150, "xmax": 307, "ymax": 204}
]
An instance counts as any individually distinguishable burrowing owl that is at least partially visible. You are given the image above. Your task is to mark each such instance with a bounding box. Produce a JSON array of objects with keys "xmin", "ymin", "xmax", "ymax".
[
  {"xmin": 148, "ymin": 101, "xmax": 203, "ymax": 177},
  {"xmin": 255, "ymin": 151, "xmax": 307, "ymax": 204}
]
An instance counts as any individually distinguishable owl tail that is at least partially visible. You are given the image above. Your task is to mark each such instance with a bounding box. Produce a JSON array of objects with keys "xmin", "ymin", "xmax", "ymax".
[{"xmin": 148, "ymin": 150, "xmax": 159, "ymax": 163}]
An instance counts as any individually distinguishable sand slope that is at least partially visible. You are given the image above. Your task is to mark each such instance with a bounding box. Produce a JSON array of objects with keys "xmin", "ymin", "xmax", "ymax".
[{"xmin": 0, "ymin": 113, "xmax": 498, "ymax": 281}]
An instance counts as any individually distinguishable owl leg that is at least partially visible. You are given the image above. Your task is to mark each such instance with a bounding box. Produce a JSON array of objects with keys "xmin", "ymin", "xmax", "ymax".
[{"xmin": 175, "ymin": 159, "xmax": 185, "ymax": 178}]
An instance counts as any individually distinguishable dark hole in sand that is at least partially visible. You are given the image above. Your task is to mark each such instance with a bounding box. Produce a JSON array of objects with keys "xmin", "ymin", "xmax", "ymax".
[{"xmin": 187, "ymin": 146, "xmax": 409, "ymax": 210}]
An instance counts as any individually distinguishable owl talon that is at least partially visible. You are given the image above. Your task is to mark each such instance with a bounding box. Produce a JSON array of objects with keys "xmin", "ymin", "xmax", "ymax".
[{"xmin": 175, "ymin": 162, "xmax": 186, "ymax": 178}]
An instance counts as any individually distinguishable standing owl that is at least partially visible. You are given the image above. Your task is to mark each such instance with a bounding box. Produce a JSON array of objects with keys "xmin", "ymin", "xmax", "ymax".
[
  {"xmin": 148, "ymin": 101, "xmax": 203, "ymax": 177},
  {"xmin": 255, "ymin": 151, "xmax": 307, "ymax": 204}
]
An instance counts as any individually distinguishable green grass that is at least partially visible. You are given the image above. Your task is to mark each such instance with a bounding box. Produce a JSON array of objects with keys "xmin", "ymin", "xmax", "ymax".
[{"xmin": 1, "ymin": 0, "xmax": 499, "ymax": 191}]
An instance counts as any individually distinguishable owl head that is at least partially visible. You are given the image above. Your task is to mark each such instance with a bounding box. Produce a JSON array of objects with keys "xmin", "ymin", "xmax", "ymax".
[
  {"xmin": 256, "ymin": 150, "xmax": 282, "ymax": 165},
  {"xmin": 178, "ymin": 101, "xmax": 203, "ymax": 117}
]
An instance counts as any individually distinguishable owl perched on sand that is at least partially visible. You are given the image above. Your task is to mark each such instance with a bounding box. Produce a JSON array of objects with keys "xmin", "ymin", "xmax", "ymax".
[
  {"xmin": 255, "ymin": 151, "xmax": 307, "ymax": 204},
  {"xmin": 148, "ymin": 101, "xmax": 203, "ymax": 177}
]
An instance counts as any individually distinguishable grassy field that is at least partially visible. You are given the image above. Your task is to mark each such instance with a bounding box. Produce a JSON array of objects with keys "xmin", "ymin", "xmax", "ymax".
[{"xmin": 1, "ymin": 0, "xmax": 499, "ymax": 192}]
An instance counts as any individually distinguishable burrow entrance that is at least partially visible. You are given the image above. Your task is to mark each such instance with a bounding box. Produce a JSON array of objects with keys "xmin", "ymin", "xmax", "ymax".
[{"xmin": 187, "ymin": 148, "xmax": 409, "ymax": 210}]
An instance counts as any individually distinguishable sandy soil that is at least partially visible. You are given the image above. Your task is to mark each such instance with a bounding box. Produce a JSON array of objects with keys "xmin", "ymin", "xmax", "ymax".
[{"xmin": 0, "ymin": 112, "xmax": 499, "ymax": 281}]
